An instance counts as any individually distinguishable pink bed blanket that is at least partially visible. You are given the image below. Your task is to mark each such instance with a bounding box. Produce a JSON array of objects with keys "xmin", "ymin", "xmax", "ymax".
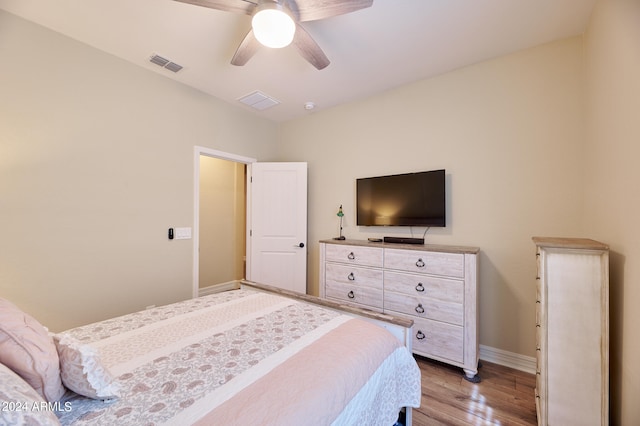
[{"xmin": 55, "ymin": 289, "xmax": 420, "ymax": 425}]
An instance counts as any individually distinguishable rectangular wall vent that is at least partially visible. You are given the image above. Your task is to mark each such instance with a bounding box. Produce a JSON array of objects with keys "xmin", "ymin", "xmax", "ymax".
[
  {"xmin": 150, "ymin": 54, "xmax": 183, "ymax": 73},
  {"xmin": 238, "ymin": 91, "xmax": 280, "ymax": 110}
]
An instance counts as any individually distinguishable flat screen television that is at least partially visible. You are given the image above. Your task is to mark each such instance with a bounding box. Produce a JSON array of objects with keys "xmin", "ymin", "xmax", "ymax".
[{"xmin": 356, "ymin": 169, "xmax": 446, "ymax": 227}]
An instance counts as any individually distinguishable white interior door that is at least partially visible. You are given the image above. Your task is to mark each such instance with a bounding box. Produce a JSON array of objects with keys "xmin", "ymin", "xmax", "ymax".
[{"xmin": 247, "ymin": 162, "xmax": 307, "ymax": 294}]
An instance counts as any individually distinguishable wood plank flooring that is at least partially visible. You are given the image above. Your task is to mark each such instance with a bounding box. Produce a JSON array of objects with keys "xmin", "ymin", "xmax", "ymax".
[{"xmin": 412, "ymin": 356, "xmax": 537, "ymax": 426}]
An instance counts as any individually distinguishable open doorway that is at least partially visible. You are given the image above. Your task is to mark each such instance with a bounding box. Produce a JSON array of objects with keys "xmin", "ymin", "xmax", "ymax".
[
  {"xmin": 193, "ymin": 148, "xmax": 308, "ymax": 297},
  {"xmin": 193, "ymin": 147, "xmax": 256, "ymax": 297},
  {"xmin": 198, "ymin": 156, "xmax": 246, "ymax": 293}
]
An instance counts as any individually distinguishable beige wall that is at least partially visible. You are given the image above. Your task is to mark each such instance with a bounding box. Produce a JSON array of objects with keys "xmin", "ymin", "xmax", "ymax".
[
  {"xmin": 199, "ymin": 156, "xmax": 245, "ymax": 287},
  {"xmin": 583, "ymin": 0, "xmax": 640, "ymax": 423},
  {"xmin": 0, "ymin": 11, "xmax": 278, "ymax": 332},
  {"xmin": 279, "ymin": 37, "xmax": 586, "ymax": 358}
]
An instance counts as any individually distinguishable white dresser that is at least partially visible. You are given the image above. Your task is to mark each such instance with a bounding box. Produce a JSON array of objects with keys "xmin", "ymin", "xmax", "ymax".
[
  {"xmin": 319, "ymin": 239, "xmax": 480, "ymax": 381},
  {"xmin": 533, "ymin": 237, "xmax": 609, "ymax": 426}
]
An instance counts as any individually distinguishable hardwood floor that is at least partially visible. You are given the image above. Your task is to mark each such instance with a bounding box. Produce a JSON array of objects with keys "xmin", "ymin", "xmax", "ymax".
[{"xmin": 412, "ymin": 356, "xmax": 537, "ymax": 426}]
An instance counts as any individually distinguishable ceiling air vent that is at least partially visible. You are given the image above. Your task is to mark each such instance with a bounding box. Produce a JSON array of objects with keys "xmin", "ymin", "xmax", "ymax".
[
  {"xmin": 149, "ymin": 54, "xmax": 183, "ymax": 73},
  {"xmin": 238, "ymin": 91, "xmax": 280, "ymax": 111}
]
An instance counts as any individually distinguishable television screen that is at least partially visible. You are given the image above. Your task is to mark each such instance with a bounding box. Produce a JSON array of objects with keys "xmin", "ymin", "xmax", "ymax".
[{"xmin": 356, "ymin": 169, "xmax": 446, "ymax": 227}]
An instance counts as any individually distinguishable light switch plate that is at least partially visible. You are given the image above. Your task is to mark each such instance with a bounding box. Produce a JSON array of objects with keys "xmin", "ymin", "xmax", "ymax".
[{"xmin": 174, "ymin": 227, "xmax": 192, "ymax": 240}]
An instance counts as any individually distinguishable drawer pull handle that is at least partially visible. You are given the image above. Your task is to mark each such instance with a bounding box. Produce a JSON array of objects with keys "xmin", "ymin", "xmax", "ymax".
[
  {"xmin": 347, "ymin": 252, "xmax": 355, "ymax": 260},
  {"xmin": 415, "ymin": 283, "xmax": 425, "ymax": 292},
  {"xmin": 416, "ymin": 330, "xmax": 426, "ymax": 340},
  {"xmin": 415, "ymin": 303, "xmax": 425, "ymax": 314},
  {"xmin": 416, "ymin": 258, "xmax": 425, "ymax": 268},
  {"xmin": 347, "ymin": 272, "xmax": 355, "ymax": 281},
  {"xmin": 347, "ymin": 290, "xmax": 355, "ymax": 299}
]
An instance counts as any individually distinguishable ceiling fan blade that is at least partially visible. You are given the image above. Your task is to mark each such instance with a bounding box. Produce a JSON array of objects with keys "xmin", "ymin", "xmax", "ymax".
[
  {"xmin": 292, "ymin": 23, "xmax": 329, "ymax": 70},
  {"xmin": 231, "ymin": 29, "xmax": 261, "ymax": 66},
  {"xmin": 287, "ymin": 0, "xmax": 373, "ymax": 22},
  {"xmin": 173, "ymin": 0, "xmax": 256, "ymax": 15}
]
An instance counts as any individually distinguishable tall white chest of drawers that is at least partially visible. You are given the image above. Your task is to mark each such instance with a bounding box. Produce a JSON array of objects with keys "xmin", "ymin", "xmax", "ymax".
[
  {"xmin": 319, "ymin": 239, "xmax": 480, "ymax": 380},
  {"xmin": 533, "ymin": 237, "xmax": 609, "ymax": 426}
]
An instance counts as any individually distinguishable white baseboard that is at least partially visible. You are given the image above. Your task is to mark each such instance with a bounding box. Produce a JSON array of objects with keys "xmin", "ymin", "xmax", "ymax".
[
  {"xmin": 198, "ymin": 281, "xmax": 241, "ymax": 297},
  {"xmin": 479, "ymin": 344, "xmax": 536, "ymax": 374}
]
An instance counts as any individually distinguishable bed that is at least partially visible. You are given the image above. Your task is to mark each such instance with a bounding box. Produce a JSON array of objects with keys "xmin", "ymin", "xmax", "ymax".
[{"xmin": 0, "ymin": 280, "xmax": 421, "ymax": 426}]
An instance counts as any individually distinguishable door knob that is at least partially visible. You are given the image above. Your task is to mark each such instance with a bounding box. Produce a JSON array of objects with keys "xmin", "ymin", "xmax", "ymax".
[{"xmin": 296, "ymin": 242, "xmax": 305, "ymax": 248}]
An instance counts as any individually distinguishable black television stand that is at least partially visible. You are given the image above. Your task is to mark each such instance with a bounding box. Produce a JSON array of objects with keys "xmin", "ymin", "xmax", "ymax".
[{"xmin": 383, "ymin": 236, "xmax": 425, "ymax": 245}]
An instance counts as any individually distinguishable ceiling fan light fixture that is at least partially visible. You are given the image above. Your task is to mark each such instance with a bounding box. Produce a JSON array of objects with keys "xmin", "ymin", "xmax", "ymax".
[{"xmin": 252, "ymin": 3, "xmax": 295, "ymax": 49}]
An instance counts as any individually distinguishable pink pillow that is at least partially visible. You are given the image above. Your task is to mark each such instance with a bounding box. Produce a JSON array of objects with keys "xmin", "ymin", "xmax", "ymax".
[
  {"xmin": 0, "ymin": 298, "xmax": 65, "ymax": 402},
  {"xmin": 0, "ymin": 362, "xmax": 62, "ymax": 426}
]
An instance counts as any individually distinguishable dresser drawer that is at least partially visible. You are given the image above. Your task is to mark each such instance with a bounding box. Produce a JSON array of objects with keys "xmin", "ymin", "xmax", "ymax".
[
  {"xmin": 325, "ymin": 244, "xmax": 383, "ymax": 267},
  {"xmin": 535, "ymin": 388, "xmax": 541, "ymax": 424},
  {"xmin": 535, "ymin": 371, "xmax": 542, "ymax": 420},
  {"xmin": 325, "ymin": 263, "xmax": 383, "ymax": 290},
  {"xmin": 385, "ymin": 291, "xmax": 463, "ymax": 325},
  {"xmin": 325, "ymin": 280, "xmax": 383, "ymax": 310},
  {"xmin": 384, "ymin": 271, "xmax": 463, "ymax": 303},
  {"xmin": 384, "ymin": 248, "xmax": 464, "ymax": 278},
  {"xmin": 409, "ymin": 317, "xmax": 464, "ymax": 363}
]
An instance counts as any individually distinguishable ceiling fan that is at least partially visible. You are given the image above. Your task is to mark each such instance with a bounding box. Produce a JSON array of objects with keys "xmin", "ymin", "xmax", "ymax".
[{"xmin": 173, "ymin": 0, "xmax": 374, "ymax": 70}]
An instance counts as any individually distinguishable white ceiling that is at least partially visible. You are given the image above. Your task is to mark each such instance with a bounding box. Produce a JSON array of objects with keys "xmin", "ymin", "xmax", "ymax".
[{"xmin": 0, "ymin": 0, "xmax": 597, "ymax": 122}]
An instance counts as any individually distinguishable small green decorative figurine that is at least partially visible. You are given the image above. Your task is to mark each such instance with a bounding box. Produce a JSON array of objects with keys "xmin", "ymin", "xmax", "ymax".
[{"xmin": 334, "ymin": 205, "xmax": 346, "ymax": 240}]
